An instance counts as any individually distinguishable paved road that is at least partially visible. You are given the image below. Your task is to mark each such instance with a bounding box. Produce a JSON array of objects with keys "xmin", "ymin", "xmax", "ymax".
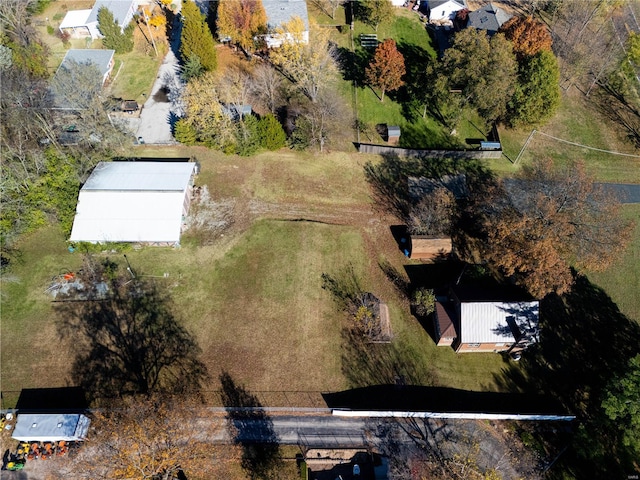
[
  {"xmin": 228, "ymin": 415, "xmax": 371, "ymax": 447},
  {"xmin": 598, "ymin": 183, "xmax": 640, "ymax": 203}
]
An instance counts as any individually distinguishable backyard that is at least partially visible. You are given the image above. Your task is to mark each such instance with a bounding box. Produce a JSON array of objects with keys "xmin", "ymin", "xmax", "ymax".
[{"xmin": 2, "ymin": 0, "xmax": 639, "ymax": 415}]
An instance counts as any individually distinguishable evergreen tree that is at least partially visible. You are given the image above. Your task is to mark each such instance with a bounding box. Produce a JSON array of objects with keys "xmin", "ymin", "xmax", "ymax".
[
  {"xmin": 180, "ymin": 0, "xmax": 217, "ymax": 72},
  {"xmin": 97, "ymin": 7, "xmax": 133, "ymax": 54},
  {"xmin": 257, "ymin": 114, "xmax": 286, "ymax": 150}
]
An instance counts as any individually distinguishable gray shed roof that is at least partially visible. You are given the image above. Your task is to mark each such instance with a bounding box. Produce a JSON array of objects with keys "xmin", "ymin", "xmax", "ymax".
[
  {"xmin": 87, "ymin": 0, "xmax": 136, "ymax": 26},
  {"xmin": 59, "ymin": 49, "xmax": 115, "ymax": 78},
  {"xmin": 83, "ymin": 161, "xmax": 196, "ymax": 191},
  {"xmin": 467, "ymin": 2, "xmax": 511, "ymax": 34},
  {"xmin": 263, "ymin": 0, "xmax": 309, "ymax": 31}
]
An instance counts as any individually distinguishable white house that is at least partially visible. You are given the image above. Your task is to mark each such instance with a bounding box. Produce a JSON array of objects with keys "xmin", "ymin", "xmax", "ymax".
[
  {"xmin": 424, "ymin": 0, "xmax": 467, "ymax": 23},
  {"xmin": 262, "ymin": 0, "xmax": 309, "ymax": 48},
  {"xmin": 69, "ymin": 161, "xmax": 196, "ymax": 245},
  {"xmin": 12, "ymin": 414, "xmax": 90, "ymax": 442},
  {"xmin": 433, "ymin": 285, "xmax": 539, "ymax": 353},
  {"xmin": 59, "ymin": 0, "xmax": 138, "ymax": 40}
]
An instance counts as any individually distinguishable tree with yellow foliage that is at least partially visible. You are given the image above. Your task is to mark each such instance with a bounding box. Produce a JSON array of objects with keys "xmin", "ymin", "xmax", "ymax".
[
  {"xmin": 269, "ymin": 18, "xmax": 337, "ymax": 103},
  {"xmin": 216, "ymin": 0, "xmax": 267, "ymax": 53}
]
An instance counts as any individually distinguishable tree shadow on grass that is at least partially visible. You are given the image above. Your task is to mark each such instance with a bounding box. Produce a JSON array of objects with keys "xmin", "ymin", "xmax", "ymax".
[
  {"xmin": 55, "ymin": 258, "xmax": 208, "ymax": 402},
  {"xmin": 363, "ymin": 152, "xmax": 495, "ymax": 221},
  {"xmin": 336, "ymin": 46, "xmax": 371, "ymax": 85},
  {"xmin": 340, "ymin": 328, "xmax": 439, "ymax": 389},
  {"xmin": 219, "ymin": 371, "xmax": 283, "ymax": 480},
  {"xmin": 492, "ymin": 273, "xmax": 640, "ymax": 476}
]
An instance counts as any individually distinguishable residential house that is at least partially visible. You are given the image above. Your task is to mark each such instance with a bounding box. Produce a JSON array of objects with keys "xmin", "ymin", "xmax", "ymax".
[
  {"xmin": 56, "ymin": 49, "xmax": 116, "ymax": 86},
  {"xmin": 467, "ymin": 2, "xmax": 512, "ymax": 36},
  {"xmin": 434, "ymin": 285, "xmax": 539, "ymax": 353},
  {"xmin": 59, "ymin": 0, "xmax": 139, "ymax": 40},
  {"xmin": 69, "ymin": 161, "xmax": 196, "ymax": 245},
  {"xmin": 423, "ymin": 0, "xmax": 468, "ymax": 23},
  {"xmin": 262, "ymin": 0, "xmax": 309, "ymax": 48}
]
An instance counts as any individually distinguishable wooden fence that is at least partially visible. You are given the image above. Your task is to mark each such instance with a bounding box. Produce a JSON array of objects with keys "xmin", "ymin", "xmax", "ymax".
[{"xmin": 358, "ymin": 143, "xmax": 503, "ymax": 159}]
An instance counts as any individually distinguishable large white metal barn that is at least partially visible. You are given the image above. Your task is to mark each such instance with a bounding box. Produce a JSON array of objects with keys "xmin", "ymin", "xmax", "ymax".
[{"xmin": 69, "ymin": 161, "xmax": 196, "ymax": 245}]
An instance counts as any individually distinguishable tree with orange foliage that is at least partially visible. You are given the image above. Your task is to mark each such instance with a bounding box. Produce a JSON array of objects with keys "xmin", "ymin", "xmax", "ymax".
[
  {"xmin": 500, "ymin": 15, "xmax": 552, "ymax": 59},
  {"xmin": 365, "ymin": 38, "xmax": 405, "ymax": 102},
  {"xmin": 475, "ymin": 159, "xmax": 633, "ymax": 297},
  {"xmin": 216, "ymin": 0, "xmax": 267, "ymax": 53}
]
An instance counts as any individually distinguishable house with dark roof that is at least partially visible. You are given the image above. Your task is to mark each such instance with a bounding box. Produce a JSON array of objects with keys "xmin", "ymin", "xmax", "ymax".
[
  {"xmin": 262, "ymin": 0, "xmax": 309, "ymax": 48},
  {"xmin": 59, "ymin": 0, "xmax": 138, "ymax": 40},
  {"xmin": 434, "ymin": 284, "xmax": 539, "ymax": 353},
  {"xmin": 467, "ymin": 2, "xmax": 512, "ymax": 35}
]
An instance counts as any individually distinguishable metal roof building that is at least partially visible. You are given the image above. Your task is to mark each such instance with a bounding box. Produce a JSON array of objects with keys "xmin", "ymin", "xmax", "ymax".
[
  {"xmin": 69, "ymin": 162, "xmax": 196, "ymax": 245},
  {"xmin": 12, "ymin": 414, "xmax": 90, "ymax": 442}
]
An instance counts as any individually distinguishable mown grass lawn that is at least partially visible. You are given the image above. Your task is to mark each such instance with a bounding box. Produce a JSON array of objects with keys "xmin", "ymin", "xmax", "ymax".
[{"xmin": 1, "ymin": 148, "xmax": 512, "ymax": 408}]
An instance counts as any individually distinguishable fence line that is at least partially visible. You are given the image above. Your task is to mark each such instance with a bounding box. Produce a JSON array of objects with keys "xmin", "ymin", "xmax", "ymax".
[{"xmin": 358, "ymin": 143, "xmax": 503, "ymax": 159}]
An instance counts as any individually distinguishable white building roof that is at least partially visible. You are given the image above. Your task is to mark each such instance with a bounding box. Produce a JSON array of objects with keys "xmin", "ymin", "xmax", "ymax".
[
  {"xmin": 69, "ymin": 162, "xmax": 195, "ymax": 244},
  {"xmin": 459, "ymin": 301, "xmax": 539, "ymax": 344},
  {"xmin": 59, "ymin": 9, "xmax": 92, "ymax": 29},
  {"xmin": 87, "ymin": 0, "xmax": 136, "ymax": 26},
  {"xmin": 12, "ymin": 414, "xmax": 90, "ymax": 442},
  {"xmin": 82, "ymin": 161, "xmax": 195, "ymax": 191}
]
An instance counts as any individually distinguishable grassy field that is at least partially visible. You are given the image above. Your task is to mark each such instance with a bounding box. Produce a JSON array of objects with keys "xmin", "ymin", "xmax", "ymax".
[{"xmin": 1, "ymin": 148, "xmax": 510, "ymax": 408}]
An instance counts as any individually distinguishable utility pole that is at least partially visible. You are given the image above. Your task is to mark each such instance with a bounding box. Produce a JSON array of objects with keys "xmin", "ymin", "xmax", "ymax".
[{"xmin": 143, "ymin": 8, "xmax": 159, "ymax": 57}]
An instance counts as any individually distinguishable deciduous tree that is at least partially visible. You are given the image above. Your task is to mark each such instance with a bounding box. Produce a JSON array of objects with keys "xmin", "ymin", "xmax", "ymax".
[
  {"xmin": 249, "ymin": 63, "xmax": 284, "ymax": 113},
  {"xmin": 178, "ymin": 71, "xmax": 234, "ymax": 148},
  {"xmin": 215, "ymin": 0, "xmax": 267, "ymax": 53},
  {"xmin": 407, "ymin": 187, "xmax": 455, "ymax": 236},
  {"xmin": 365, "ymin": 38, "xmax": 405, "ymax": 102},
  {"xmin": 507, "ymin": 49, "xmax": 561, "ymax": 127},
  {"xmin": 180, "ymin": 0, "xmax": 217, "ymax": 71},
  {"xmin": 602, "ymin": 354, "xmax": 640, "ymax": 456},
  {"xmin": 360, "ymin": 0, "xmax": 394, "ymax": 32},
  {"xmin": 62, "ymin": 394, "xmax": 238, "ymax": 480},
  {"xmin": 474, "ymin": 158, "xmax": 634, "ymax": 297},
  {"xmin": 441, "ymin": 28, "xmax": 517, "ymax": 122},
  {"xmin": 500, "ymin": 15, "xmax": 553, "ymax": 59},
  {"xmin": 270, "ymin": 19, "xmax": 338, "ymax": 103},
  {"xmin": 311, "ymin": 0, "xmax": 342, "ymax": 20}
]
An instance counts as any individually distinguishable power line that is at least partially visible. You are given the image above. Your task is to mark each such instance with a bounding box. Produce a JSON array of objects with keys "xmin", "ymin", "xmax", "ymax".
[{"xmin": 534, "ymin": 130, "xmax": 640, "ymax": 158}]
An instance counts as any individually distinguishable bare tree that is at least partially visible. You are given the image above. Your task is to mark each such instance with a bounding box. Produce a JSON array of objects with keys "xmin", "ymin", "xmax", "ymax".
[
  {"xmin": 0, "ymin": 0, "xmax": 38, "ymax": 45},
  {"xmin": 250, "ymin": 62, "xmax": 284, "ymax": 114},
  {"xmin": 295, "ymin": 88, "xmax": 352, "ymax": 152}
]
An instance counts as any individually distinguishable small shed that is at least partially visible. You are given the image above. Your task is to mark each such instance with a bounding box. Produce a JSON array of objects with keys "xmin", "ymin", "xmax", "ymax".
[
  {"xmin": 410, "ymin": 236, "xmax": 452, "ymax": 260},
  {"xmin": 387, "ymin": 125, "xmax": 401, "ymax": 144},
  {"xmin": 12, "ymin": 414, "xmax": 90, "ymax": 442},
  {"xmin": 121, "ymin": 100, "xmax": 139, "ymax": 112}
]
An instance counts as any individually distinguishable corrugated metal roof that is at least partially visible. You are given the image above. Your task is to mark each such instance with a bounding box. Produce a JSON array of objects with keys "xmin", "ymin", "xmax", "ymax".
[
  {"xmin": 12, "ymin": 414, "xmax": 90, "ymax": 442},
  {"xmin": 459, "ymin": 301, "xmax": 539, "ymax": 344},
  {"xmin": 82, "ymin": 161, "xmax": 195, "ymax": 191},
  {"xmin": 70, "ymin": 190, "xmax": 187, "ymax": 243}
]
